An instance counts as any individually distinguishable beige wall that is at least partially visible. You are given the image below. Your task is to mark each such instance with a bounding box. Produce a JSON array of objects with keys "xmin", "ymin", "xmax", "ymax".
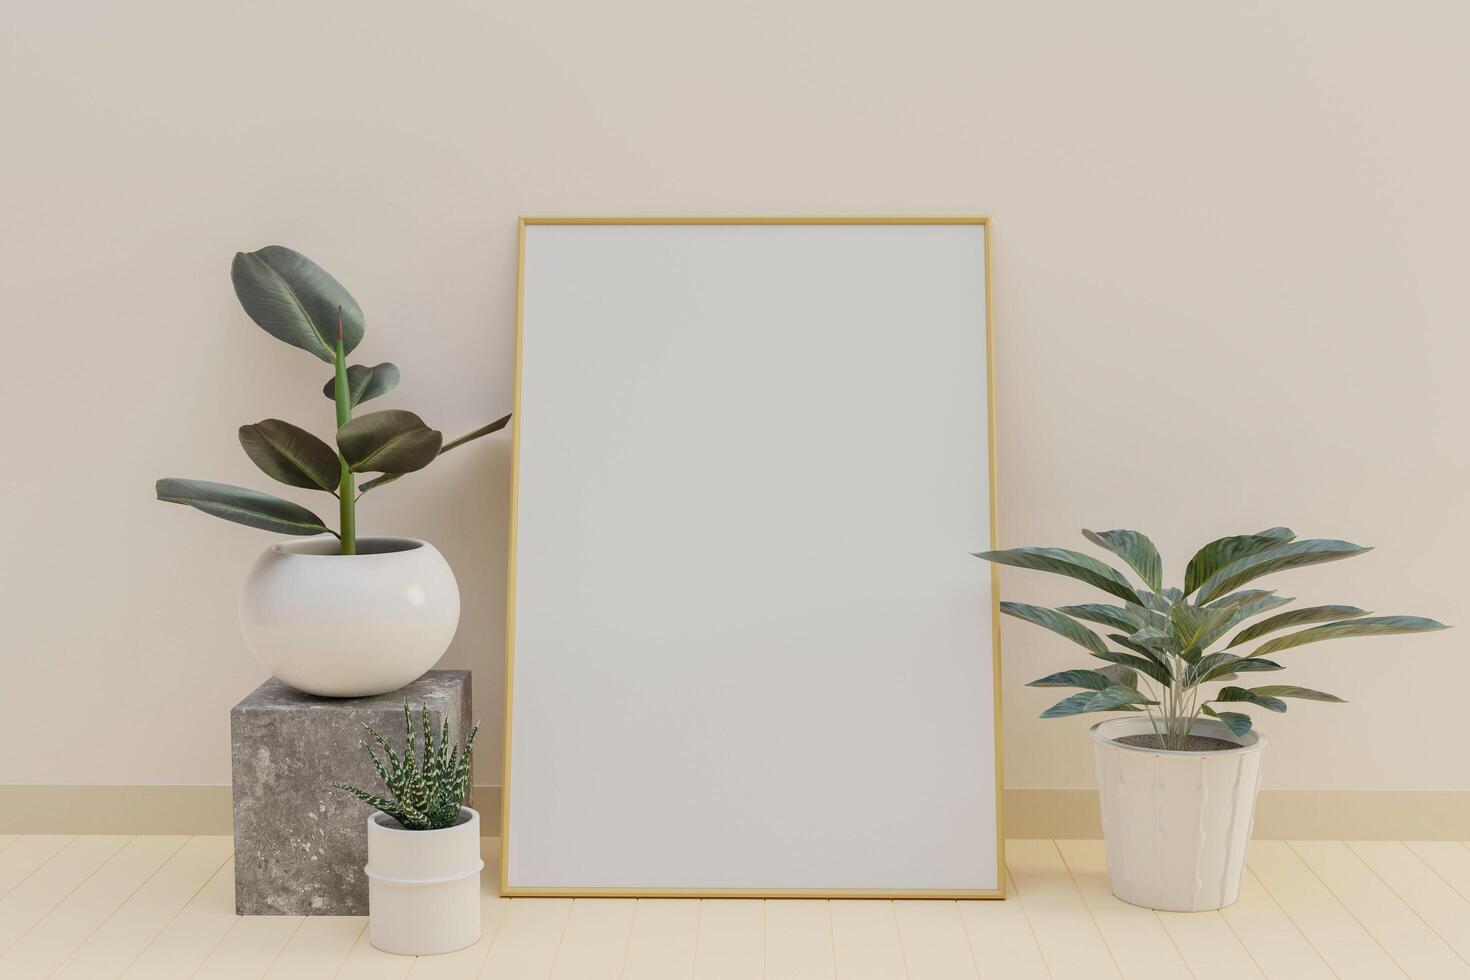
[{"xmin": 3, "ymin": 0, "xmax": 1466, "ymax": 794}]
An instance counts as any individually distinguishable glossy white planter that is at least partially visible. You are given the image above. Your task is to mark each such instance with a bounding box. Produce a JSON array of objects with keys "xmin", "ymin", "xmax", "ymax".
[
  {"xmin": 1091, "ymin": 717, "xmax": 1266, "ymax": 912},
  {"xmin": 366, "ymin": 807, "xmax": 482, "ymax": 955},
  {"xmin": 239, "ymin": 536, "xmax": 460, "ymax": 697}
]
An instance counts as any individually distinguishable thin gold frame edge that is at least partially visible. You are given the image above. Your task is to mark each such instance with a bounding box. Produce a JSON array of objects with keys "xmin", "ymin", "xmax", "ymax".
[{"xmin": 503, "ymin": 215, "xmax": 1003, "ymax": 900}]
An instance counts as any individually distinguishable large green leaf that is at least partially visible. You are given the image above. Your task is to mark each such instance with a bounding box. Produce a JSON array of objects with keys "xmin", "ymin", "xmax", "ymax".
[
  {"xmin": 322, "ymin": 362, "xmax": 400, "ymax": 408},
  {"xmin": 1094, "ymin": 649, "xmax": 1173, "ymax": 686},
  {"xmin": 1186, "ymin": 652, "xmax": 1284, "ymax": 685},
  {"xmin": 1195, "ymin": 591, "xmax": 1294, "ymax": 652},
  {"xmin": 973, "ymin": 547, "xmax": 1142, "ymax": 604},
  {"xmin": 1027, "ymin": 669, "xmax": 1115, "ymax": 690},
  {"xmin": 1226, "ymin": 605, "xmax": 1370, "ymax": 648},
  {"xmin": 156, "ymin": 478, "xmax": 330, "ymax": 535},
  {"xmin": 1184, "ymin": 527, "xmax": 1295, "ymax": 596},
  {"xmin": 1247, "ymin": 685, "xmax": 1347, "ymax": 703},
  {"xmin": 1082, "ymin": 529, "xmax": 1163, "ymax": 591},
  {"xmin": 1040, "ymin": 685, "xmax": 1157, "ymax": 718},
  {"xmin": 238, "ymin": 419, "xmax": 340, "ymax": 492},
  {"xmin": 337, "ymin": 410, "xmax": 443, "ymax": 474},
  {"xmin": 357, "ymin": 414, "xmax": 513, "ymax": 496},
  {"xmin": 1106, "ymin": 634, "xmax": 1174, "ymax": 676},
  {"xmin": 1059, "ymin": 603, "xmax": 1144, "ymax": 633},
  {"xmin": 1169, "ymin": 603, "xmax": 1237, "ymax": 656},
  {"xmin": 230, "ymin": 246, "xmax": 364, "ymax": 363},
  {"xmin": 1195, "ymin": 539, "xmax": 1372, "ymax": 604},
  {"xmin": 1202, "ymin": 705, "xmax": 1253, "ymax": 737},
  {"xmin": 1250, "ymin": 615, "xmax": 1448, "ymax": 657},
  {"xmin": 1212, "ymin": 686, "xmax": 1287, "ymax": 713},
  {"xmin": 1000, "ymin": 602, "xmax": 1108, "ymax": 656}
]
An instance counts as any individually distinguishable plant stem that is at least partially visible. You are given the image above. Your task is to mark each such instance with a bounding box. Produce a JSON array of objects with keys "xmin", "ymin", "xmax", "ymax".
[{"xmin": 334, "ymin": 312, "xmax": 355, "ymax": 556}]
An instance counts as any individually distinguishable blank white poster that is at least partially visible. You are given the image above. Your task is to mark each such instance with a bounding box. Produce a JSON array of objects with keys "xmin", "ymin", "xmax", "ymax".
[{"xmin": 504, "ymin": 219, "xmax": 1000, "ymax": 895}]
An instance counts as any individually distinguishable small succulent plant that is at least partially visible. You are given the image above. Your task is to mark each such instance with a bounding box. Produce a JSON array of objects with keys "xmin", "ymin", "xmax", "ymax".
[{"xmin": 336, "ymin": 704, "xmax": 478, "ymax": 830}]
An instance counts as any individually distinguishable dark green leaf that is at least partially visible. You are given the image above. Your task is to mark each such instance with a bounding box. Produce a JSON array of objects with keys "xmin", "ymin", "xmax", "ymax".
[
  {"xmin": 230, "ymin": 246, "xmax": 364, "ymax": 363},
  {"xmin": 1106, "ymin": 634, "xmax": 1175, "ymax": 675},
  {"xmin": 1082, "ymin": 528, "xmax": 1163, "ymax": 591},
  {"xmin": 1125, "ymin": 601, "xmax": 1169, "ymax": 631},
  {"xmin": 1140, "ymin": 591, "xmax": 1172, "ymax": 614},
  {"xmin": 440, "ymin": 413, "xmax": 512, "ymax": 454},
  {"xmin": 1027, "ymin": 669, "xmax": 1115, "ymax": 690},
  {"xmin": 238, "ymin": 419, "xmax": 340, "ymax": 492},
  {"xmin": 1098, "ymin": 664, "xmax": 1139, "ymax": 689},
  {"xmin": 1212, "ymin": 686, "xmax": 1287, "ymax": 713},
  {"xmin": 1001, "ymin": 602, "xmax": 1108, "ymax": 656},
  {"xmin": 1250, "ymin": 615, "xmax": 1449, "ymax": 657},
  {"xmin": 1184, "ymin": 527, "xmax": 1295, "ymax": 596},
  {"xmin": 1193, "ymin": 591, "xmax": 1294, "ymax": 652},
  {"xmin": 1187, "ymin": 652, "xmax": 1284, "ymax": 685},
  {"xmin": 156, "ymin": 478, "xmax": 330, "ymax": 535},
  {"xmin": 337, "ymin": 410, "xmax": 443, "ymax": 474},
  {"xmin": 1202, "ymin": 705, "xmax": 1253, "ymax": 737},
  {"xmin": 322, "ymin": 362, "xmax": 399, "ymax": 408},
  {"xmin": 358, "ymin": 472, "xmax": 401, "ymax": 494},
  {"xmin": 1040, "ymin": 685, "xmax": 1157, "ymax": 718},
  {"xmin": 973, "ymin": 547, "xmax": 1142, "ymax": 604},
  {"xmin": 1094, "ymin": 649, "xmax": 1173, "ymax": 686},
  {"xmin": 1059, "ymin": 603, "xmax": 1144, "ymax": 633},
  {"xmin": 1195, "ymin": 539, "xmax": 1372, "ymax": 604},
  {"xmin": 1227, "ymin": 606, "xmax": 1371, "ymax": 649},
  {"xmin": 1247, "ymin": 685, "xmax": 1348, "ymax": 703},
  {"xmin": 1169, "ymin": 603, "xmax": 1237, "ymax": 656}
]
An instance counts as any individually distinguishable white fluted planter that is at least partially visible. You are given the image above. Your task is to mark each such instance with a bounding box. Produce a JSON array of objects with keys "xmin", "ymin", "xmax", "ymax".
[
  {"xmin": 239, "ymin": 536, "xmax": 460, "ymax": 698},
  {"xmin": 366, "ymin": 807, "xmax": 483, "ymax": 955},
  {"xmin": 1091, "ymin": 717, "xmax": 1266, "ymax": 912}
]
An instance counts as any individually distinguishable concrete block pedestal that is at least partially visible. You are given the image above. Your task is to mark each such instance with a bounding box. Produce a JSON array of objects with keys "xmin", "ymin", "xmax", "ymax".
[{"xmin": 230, "ymin": 669, "xmax": 472, "ymax": 915}]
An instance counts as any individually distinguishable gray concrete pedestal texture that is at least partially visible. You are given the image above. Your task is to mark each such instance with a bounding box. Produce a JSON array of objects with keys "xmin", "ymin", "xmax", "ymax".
[{"xmin": 230, "ymin": 670, "xmax": 473, "ymax": 915}]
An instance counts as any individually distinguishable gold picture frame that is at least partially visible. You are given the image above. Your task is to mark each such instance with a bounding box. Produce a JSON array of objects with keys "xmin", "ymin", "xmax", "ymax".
[{"xmin": 501, "ymin": 216, "xmax": 1003, "ymax": 898}]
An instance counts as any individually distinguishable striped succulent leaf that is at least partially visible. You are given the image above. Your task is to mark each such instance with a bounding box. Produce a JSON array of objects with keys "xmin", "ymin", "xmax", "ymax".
[{"xmin": 336, "ymin": 704, "xmax": 480, "ymax": 830}]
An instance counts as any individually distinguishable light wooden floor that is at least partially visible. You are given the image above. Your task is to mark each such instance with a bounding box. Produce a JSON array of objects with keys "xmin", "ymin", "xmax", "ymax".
[{"xmin": 3, "ymin": 836, "xmax": 1470, "ymax": 978}]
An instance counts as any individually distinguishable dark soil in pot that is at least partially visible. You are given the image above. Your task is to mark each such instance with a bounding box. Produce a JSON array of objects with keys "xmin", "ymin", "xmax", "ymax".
[{"xmin": 1115, "ymin": 733, "xmax": 1241, "ymax": 752}]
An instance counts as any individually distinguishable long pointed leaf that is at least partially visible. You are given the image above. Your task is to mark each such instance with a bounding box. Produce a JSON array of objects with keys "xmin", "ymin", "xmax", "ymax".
[
  {"xmin": 1184, "ymin": 527, "xmax": 1295, "ymax": 596},
  {"xmin": 1083, "ymin": 528, "xmax": 1163, "ymax": 591},
  {"xmin": 974, "ymin": 547, "xmax": 1142, "ymax": 604},
  {"xmin": 1187, "ymin": 652, "xmax": 1284, "ymax": 685},
  {"xmin": 238, "ymin": 419, "xmax": 340, "ymax": 492},
  {"xmin": 1212, "ymin": 686, "xmax": 1287, "ymax": 713},
  {"xmin": 231, "ymin": 246, "xmax": 364, "ymax": 363},
  {"xmin": 1250, "ymin": 615, "xmax": 1448, "ymax": 657},
  {"xmin": 1027, "ymin": 669, "xmax": 1115, "ymax": 690},
  {"xmin": 156, "ymin": 478, "xmax": 330, "ymax": 535},
  {"xmin": 1000, "ymin": 601, "xmax": 1108, "ymax": 656},
  {"xmin": 1059, "ymin": 604, "xmax": 1144, "ymax": 633},
  {"xmin": 1094, "ymin": 649, "xmax": 1172, "ymax": 686},
  {"xmin": 1247, "ymin": 685, "xmax": 1347, "ymax": 703},
  {"xmin": 1195, "ymin": 539, "xmax": 1371, "ymax": 604},
  {"xmin": 1226, "ymin": 605, "xmax": 1370, "ymax": 649},
  {"xmin": 1202, "ymin": 705, "xmax": 1253, "ymax": 737}
]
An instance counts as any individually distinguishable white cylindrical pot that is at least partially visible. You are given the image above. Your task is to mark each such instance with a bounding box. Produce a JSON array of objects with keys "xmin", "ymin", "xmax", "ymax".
[
  {"xmin": 1091, "ymin": 717, "xmax": 1266, "ymax": 912},
  {"xmin": 366, "ymin": 807, "xmax": 483, "ymax": 955},
  {"xmin": 239, "ymin": 536, "xmax": 460, "ymax": 698}
]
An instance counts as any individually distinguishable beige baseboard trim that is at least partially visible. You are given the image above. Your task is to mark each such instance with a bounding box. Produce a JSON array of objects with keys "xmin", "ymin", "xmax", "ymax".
[{"xmin": 4, "ymin": 786, "xmax": 1467, "ymax": 840}]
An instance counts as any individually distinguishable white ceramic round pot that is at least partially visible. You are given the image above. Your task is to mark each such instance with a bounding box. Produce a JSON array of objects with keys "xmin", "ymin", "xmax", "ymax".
[
  {"xmin": 239, "ymin": 536, "xmax": 460, "ymax": 697},
  {"xmin": 1091, "ymin": 716, "xmax": 1266, "ymax": 912},
  {"xmin": 366, "ymin": 807, "xmax": 483, "ymax": 955}
]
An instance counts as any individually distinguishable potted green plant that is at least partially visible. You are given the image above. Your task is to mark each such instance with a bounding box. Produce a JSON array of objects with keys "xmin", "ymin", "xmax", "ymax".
[
  {"xmin": 337, "ymin": 705, "xmax": 481, "ymax": 955},
  {"xmin": 976, "ymin": 528, "xmax": 1446, "ymax": 911},
  {"xmin": 156, "ymin": 245, "xmax": 510, "ymax": 697}
]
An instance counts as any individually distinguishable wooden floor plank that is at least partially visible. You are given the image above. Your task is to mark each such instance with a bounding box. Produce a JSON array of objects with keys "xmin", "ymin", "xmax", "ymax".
[
  {"xmin": 1291, "ymin": 840, "xmax": 1470, "ymax": 978},
  {"xmin": 0, "ymin": 835, "xmax": 74, "ymax": 899},
  {"xmin": 765, "ymin": 899, "xmax": 835, "ymax": 980},
  {"xmin": 1246, "ymin": 840, "xmax": 1405, "ymax": 980},
  {"xmin": 476, "ymin": 898, "xmax": 571, "ymax": 980},
  {"xmin": 55, "ymin": 836, "xmax": 233, "ymax": 979},
  {"xmin": 958, "ymin": 872, "xmax": 1050, "ymax": 980},
  {"xmin": 0, "ymin": 835, "xmax": 130, "ymax": 954},
  {"xmin": 194, "ymin": 912, "xmax": 304, "ymax": 979},
  {"xmin": 829, "ymin": 900, "xmax": 905, "ymax": 980},
  {"xmin": 1054, "ymin": 839, "xmax": 1193, "ymax": 980},
  {"xmin": 261, "ymin": 915, "xmax": 365, "ymax": 978},
  {"xmin": 0, "ymin": 834, "xmax": 186, "ymax": 978},
  {"xmin": 1006, "ymin": 838, "xmax": 1121, "ymax": 979},
  {"xmin": 692, "ymin": 898, "xmax": 763, "ymax": 980},
  {"xmin": 1349, "ymin": 841, "xmax": 1470, "ymax": 965},
  {"xmin": 408, "ymin": 837, "xmax": 509, "ymax": 980},
  {"xmin": 122, "ymin": 859, "xmax": 242, "ymax": 979},
  {"xmin": 336, "ymin": 923, "xmax": 417, "ymax": 980},
  {"xmin": 1154, "ymin": 907, "xmax": 1263, "ymax": 980},
  {"xmin": 620, "ymin": 898, "xmax": 700, "ymax": 980},
  {"xmin": 1407, "ymin": 842, "xmax": 1470, "ymax": 903},
  {"xmin": 0, "ymin": 835, "xmax": 18, "ymax": 855},
  {"xmin": 548, "ymin": 897, "xmax": 635, "ymax": 980},
  {"xmin": 1217, "ymin": 868, "xmax": 1334, "ymax": 980},
  {"xmin": 895, "ymin": 900, "xmax": 977, "ymax": 980}
]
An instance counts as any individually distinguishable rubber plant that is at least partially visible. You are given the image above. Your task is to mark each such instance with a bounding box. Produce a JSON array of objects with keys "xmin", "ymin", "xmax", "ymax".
[
  {"xmin": 156, "ymin": 246, "xmax": 510, "ymax": 554},
  {"xmin": 975, "ymin": 528, "xmax": 1448, "ymax": 749},
  {"xmin": 337, "ymin": 704, "xmax": 478, "ymax": 830}
]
